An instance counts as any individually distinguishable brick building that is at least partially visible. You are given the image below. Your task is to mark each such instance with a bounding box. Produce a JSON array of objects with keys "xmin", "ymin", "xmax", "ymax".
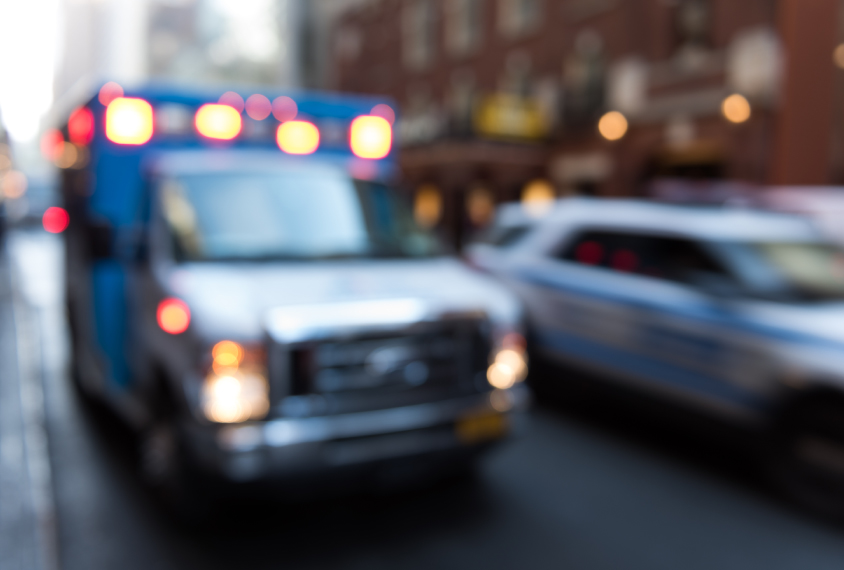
[{"xmin": 329, "ymin": 0, "xmax": 843, "ymax": 246}]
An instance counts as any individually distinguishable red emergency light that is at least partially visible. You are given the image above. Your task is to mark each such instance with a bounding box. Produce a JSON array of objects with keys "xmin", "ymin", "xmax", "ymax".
[
  {"xmin": 68, "ymin": 107, "xmax": 95, "ymax": 145},
  {"xmin": 43, "ymin": 207, "xmax": 70, "ymax": 234}
]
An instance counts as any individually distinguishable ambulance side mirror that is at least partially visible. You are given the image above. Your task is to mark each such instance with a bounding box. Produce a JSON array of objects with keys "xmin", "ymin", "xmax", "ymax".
[
  {"xmin": 115, "ymin": 225, "xmax": 148, "ymax": 264},
  {"xmin": 86, "ymin": 218, "xmax": 114, "ymax": 259}
]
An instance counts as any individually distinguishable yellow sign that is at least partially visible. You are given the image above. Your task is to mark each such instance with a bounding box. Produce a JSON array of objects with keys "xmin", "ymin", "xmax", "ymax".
[{"xmin": 474, "ymin": 93, "xmax": 548, "ymax": 140}]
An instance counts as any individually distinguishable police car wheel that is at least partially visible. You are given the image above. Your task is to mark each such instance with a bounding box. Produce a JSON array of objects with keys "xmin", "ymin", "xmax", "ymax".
[{"xmin": 771, "ymin": 399, "xmax": 844, "ymax": 520}]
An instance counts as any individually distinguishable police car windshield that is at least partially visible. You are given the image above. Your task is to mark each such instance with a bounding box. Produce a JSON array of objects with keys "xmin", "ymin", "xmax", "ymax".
[
  {"xmin": 726, "ymin": 241, "xmax": 844, "ymax": 302},
  {"xmin": 159, "ymin": 167, "xmax": 441, "ymax": 262}
]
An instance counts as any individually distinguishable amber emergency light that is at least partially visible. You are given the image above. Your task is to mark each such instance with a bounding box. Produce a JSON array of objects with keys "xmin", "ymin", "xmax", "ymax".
[
  {"xmin": 195, "ymin": 104, "xmax": 243, "ymax": 140},
  {"xmin": 106, "ymin": 98, "xmax": 154, "ymax": 145},
  {"xmin": 350, "ymin": 115, "xmax": 392, "ymax": 159},
  {"xmin": 276, "ymin": 121, "xmax": 320, "ymax": 155}
]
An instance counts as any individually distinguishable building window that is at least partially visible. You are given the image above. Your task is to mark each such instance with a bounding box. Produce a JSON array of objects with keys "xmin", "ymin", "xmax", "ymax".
[
  {"xmin": 403, "ymin": 0, "xmax": 437, "ymax": 70},
  {"xmin": 563, "ymin": 30, "xmax": 606, "ymax": 127},
  {"xmin": 498, "ymin": 0, "xmax": 542, "ymax": 39},
  {"xmin": 446, "ymin": 0, "xmax": 484, "ymax": 57},
  {"xmin": 675, "ymin": 0, "xmax": 710, "ymax": 50},
  {"xmin": 335, "ymin": 26, "xmax": 362, "ymax": 62},
  {"xmin": 447, "ymin": 69, "xmax": 476, "ymax": 136}
]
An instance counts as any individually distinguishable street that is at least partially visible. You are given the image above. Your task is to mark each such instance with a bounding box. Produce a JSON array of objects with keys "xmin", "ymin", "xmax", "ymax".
[{"xmin": 4, "ymin": 229, "xmax": 844, "ymax": 569}]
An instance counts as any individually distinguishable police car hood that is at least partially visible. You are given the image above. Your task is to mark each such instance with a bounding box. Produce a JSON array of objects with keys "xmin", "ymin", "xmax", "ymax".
[{"xmin": 167, "ymin": 257, "xmax": 521, "ymax": 341}]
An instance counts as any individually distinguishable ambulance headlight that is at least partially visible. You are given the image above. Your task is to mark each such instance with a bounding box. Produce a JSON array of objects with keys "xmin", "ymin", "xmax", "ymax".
[
  {"xmin": 202, "ymin": 341, "xmax": 269, "ymax": 423},
  {"xmin": 487, "ymin": 333, "xmax": 528, "ymax": 390}
]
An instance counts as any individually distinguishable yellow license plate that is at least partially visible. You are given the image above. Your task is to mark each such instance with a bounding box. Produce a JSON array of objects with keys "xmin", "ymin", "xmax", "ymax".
[{"xmin": 456, "ymin": 413, "xmax": 509, "ymax": 444}]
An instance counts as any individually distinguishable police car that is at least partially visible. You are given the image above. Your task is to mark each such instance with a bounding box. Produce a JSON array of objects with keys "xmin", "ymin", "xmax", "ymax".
[
  {"xmin": 468, "ymin": 197, "xmax": 844, "ymax": 514},
  {"xmin": 56, "ymin": 83, "xmax": 528, "ymax": 507}
]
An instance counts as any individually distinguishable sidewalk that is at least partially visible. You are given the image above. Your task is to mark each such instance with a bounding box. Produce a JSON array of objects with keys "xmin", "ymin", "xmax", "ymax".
[{"xmin": 0, "ymin": 231, "xmax": 59, "ymax": 570}]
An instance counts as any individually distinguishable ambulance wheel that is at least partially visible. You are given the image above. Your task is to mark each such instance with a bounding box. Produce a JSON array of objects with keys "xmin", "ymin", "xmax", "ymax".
[
  {"xmin": 770, "ymin": 396, "xmax": 844, "ymax": 521},
  {"xmin": 140, "ymin": 381, "xmax": 214, "ymax": 524},
  {"xmin": 66, "ymin": 300, "xmax": 98, "ymax": 402},
  {"xmin": 140, "ymin": 417, "xmax": 213, "ymax": 524}
]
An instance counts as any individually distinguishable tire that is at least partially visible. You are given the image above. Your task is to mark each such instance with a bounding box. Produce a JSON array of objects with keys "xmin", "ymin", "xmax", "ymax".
[
  {"xmin": 769, "ymin": 397, "xmax": 844, "ymax": 521},
  {"xmin": 66, "ymin": 298, "xmax": 98, "ymax": 403},
  {"xmin": 140, "ymin": 417, "xmax": 215, "ymax": 525},
  {"xmin": 140, "ymin": 374, "xmax": 216, "ymax": 525}
]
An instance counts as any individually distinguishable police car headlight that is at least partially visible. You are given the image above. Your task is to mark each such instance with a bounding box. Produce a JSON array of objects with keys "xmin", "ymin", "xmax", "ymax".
[
  {"xmin": 201, "ymin": 341, "xmax": 269, "ymax": 424},
  {"xmin": 487, "ymin": 333, "xmax": 528, "ymax": 390}
]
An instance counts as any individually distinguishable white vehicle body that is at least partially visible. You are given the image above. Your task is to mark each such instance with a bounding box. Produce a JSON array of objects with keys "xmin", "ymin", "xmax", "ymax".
[{"xmin": 468, "ymin": 198, "xmax": 844, "ymax": 424}]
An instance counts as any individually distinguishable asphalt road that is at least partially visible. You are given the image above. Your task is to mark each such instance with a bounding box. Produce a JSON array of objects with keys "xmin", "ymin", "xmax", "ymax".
[{"xmin": 5, "ymin": 228, "xmax": 844, "ymax": 569}]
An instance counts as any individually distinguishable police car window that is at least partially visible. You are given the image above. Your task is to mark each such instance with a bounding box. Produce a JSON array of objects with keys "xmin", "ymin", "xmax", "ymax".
[
  {"xmin": 561, "ymin": 230, "xmax": 733, "ymax": 286},
  {"xmin": 159, "ymin": 167, "xmax": 442, "ymax": 262},
  {"xmin": 474, "ymin": 224, "xmax": 531, "ymax": 247},
  {"xmin": 718, "ymin": 241, "xmax": 844, "ymax": 302}
]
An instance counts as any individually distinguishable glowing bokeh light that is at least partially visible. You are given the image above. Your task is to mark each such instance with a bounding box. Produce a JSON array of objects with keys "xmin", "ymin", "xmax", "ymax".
[
  {"xmin": 466, "ymin": 186, "xmax": 495, "ymax": 226},
  {"xmin": 272, "ymin": 96, "xmax": 298, "ymax": 122},
  {"xmin": 349, "ymin": 115, "xmax": 392, "ymax": 159},
  {"xmin": 834, "ymin": 44, "xmax": 844, "ymax": 69},
  {"xmin": 370, "ymin": 103, "xmax": 396, "ymax": 125},
  {"xmin": 276, "ymin": 121, "xmax": 320, "ymax": 155},
  {"xmin": 156, "ymin": 298, "xmax": 191, "ymax": 335},
  {"xmin": 42, "ymin": 206, "xmax": 69, "ymax": 233},
  {"xmin": 106, "ymin": 98, "xmax": 154, "ymax": 145},
  {"xmin": 2, "ymin": 170, "xmax": 28, "ymax": 199},
  {"xmin": 218, "ymin": 91, "xmax": 245, "ymax": 113},
  {"xmin": 414, "ymin": 185, "xmax": 442, "ymax": 228},
  {"xmin": 204, "ymin": 376, "xmax": 245, "ymax": 423},
  {"xmin": 98, "ymin": 82, "xmax": 124, "ymax": 106},
  {"xmin": 68, "ymin": 107, "xmax": 95, "ymax": 145},
  {"xmin": 487, "ymin": 345, "xmax": 528, "ymax": 389},
  {"xmin": 521, "ymin": 179, "xmax": 555, "ymax": 217},
  {"xmin": 55, "ymin": 142, "xmax": 78, "ymax": 169},
  {"xmin": 598, "ymin": 111, "xmax": 629, "ymax": 141},
  {"xmin": 722, "ymin": 93, "xmax": 751, "ymax": 124},
  {"xmin": 40, "ymin": 129, "xmax": 64, "ymax": 161},
  {"xmin": 195, "ymin": 104, "xmax": 242, "ymax": 140},
  {"xmin": 487, "ymin": 362, "xmax": 517, "ymax": 389},
  {"xmin": 202, "ymin": 372, "xmax": 270, "ymax": 423},
  {"xmin": 245, "ymin": 94, "xmax": 272, "ymax": 120},
  {"xmin": 212, "ymin": 340, "xmax": 244, "ymax": 370}
]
